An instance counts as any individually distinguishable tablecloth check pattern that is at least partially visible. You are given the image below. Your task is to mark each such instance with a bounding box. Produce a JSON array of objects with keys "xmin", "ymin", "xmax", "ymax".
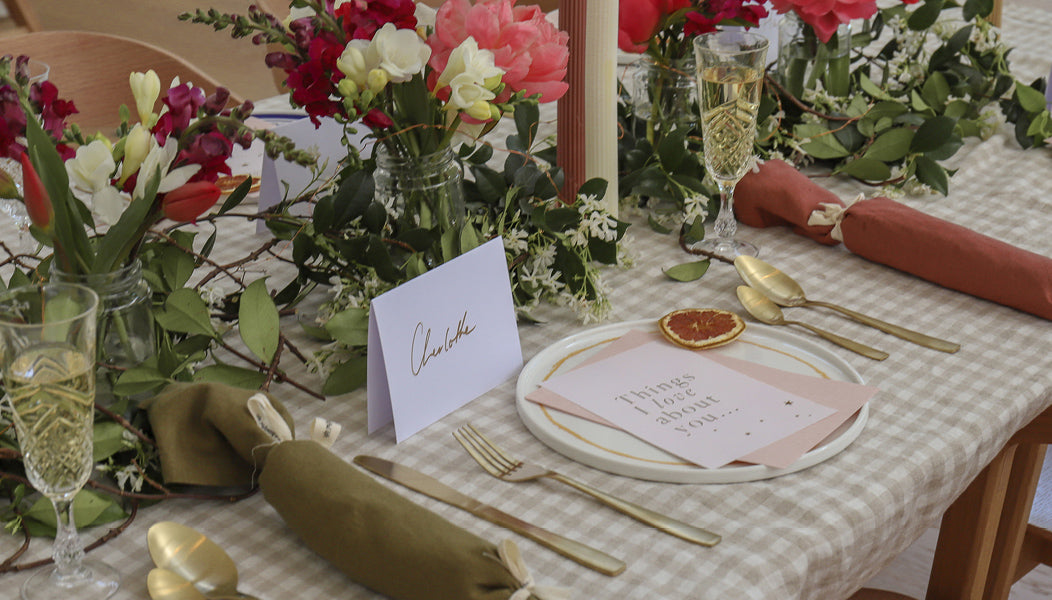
[{"xmin": 3, "ymin": 6, "xmax": 1051, "ymax": 599}]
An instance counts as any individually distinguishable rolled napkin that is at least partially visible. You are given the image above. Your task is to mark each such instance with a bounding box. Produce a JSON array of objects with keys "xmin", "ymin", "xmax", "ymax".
[
  {"xmin": 735, "ymin": 159, "xmax": 1052, "ymax": 321},
  {"xmin": 143, "ymin": 382, "xmax": 548, "ymax": 600},
  {"xmin": 141, "ymin": 382, "xmax": 295, "ymax": 490}
]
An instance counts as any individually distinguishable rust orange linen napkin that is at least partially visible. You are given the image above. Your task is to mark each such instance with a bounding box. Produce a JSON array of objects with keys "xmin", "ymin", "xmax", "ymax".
[{"xmin": 734, "ymin": 160, "xmax": 1052, "ymax": 321}]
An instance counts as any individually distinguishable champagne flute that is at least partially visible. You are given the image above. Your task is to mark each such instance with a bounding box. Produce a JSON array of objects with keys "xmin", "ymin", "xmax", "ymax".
[
  {"xmin": 0, "ymin": 283, "xmax": 120, "ymax": 600},
  {"xmin": 691, "ymin": 31, "xmax": 769, "ymax": 259}
]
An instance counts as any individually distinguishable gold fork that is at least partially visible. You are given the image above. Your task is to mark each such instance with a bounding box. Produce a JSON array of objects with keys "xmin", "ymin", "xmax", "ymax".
[{"xmin": 453, "ymin": 423, "xmax": 721, "ymax": 547}]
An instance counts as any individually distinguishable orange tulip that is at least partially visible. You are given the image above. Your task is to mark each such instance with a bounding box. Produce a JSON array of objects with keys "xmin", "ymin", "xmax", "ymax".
[
  {"xmin": 161, "ymin": 180, "xmax": 222, "ymax": 222},
  {"xmin": 19, "ymin": 152, "xmax": 53, "ymax": 231}
]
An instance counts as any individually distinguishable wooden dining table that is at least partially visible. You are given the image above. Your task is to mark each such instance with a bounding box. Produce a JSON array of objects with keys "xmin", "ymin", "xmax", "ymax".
[{"xmin": 2, "ymin": 4, "xmax": 1051, "ymax": 599}]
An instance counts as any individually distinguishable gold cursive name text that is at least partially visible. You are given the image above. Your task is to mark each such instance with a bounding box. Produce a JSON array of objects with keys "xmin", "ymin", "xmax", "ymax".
[{"xmin": 410, "ymin": 311, "xmax": 477, "ymax": 376}]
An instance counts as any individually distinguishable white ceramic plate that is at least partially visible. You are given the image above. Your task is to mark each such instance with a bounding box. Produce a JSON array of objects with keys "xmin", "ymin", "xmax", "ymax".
[{"xmin": 516, "ymin": 320, "xmax": 869, "ymax": 483}]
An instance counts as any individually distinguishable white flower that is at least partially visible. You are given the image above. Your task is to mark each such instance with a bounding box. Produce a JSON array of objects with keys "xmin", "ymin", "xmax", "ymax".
[
  {"xmin": 337, "ymin": 40, "xmax": 374, "ymax": 88},
  {"xmin": 129, "ymin": 70, "xmax": 160, "ymax": 125},
  {"xmin": 369, "ymin": 23, "xmax": 430, "ymax": 84},
  {"xmin": 66, "ymin": 139, "xmax": 115, "ymax": 195},
  {"xmin": 133, "ymin": 138, "xmax": 201, "ymax": 200},
  {"xmin": 120, "ymin": 124, "xmax": 151, "ymax": 184},
  {"xmin": 437, "ymin": 38, "xmax": 504, "ymax": 113},
  {"xmin": 92, "ymin": 187, "xmax": 131, "ymax": 226}
]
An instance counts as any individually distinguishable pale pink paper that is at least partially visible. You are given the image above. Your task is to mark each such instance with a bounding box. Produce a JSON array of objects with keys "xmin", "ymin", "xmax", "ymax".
[
  {"xmin": 525, "ymin": 330, "xmax": 877, "ymax": 468},
  {"xmin": 538, "ymin": 341, "xmax": 836, "ymax": 469}
]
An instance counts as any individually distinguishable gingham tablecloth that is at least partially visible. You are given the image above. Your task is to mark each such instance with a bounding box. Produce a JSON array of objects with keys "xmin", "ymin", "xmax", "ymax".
[{"xmin": 4, "ymin": 6, "xmax": 1052, "ymax": 599}]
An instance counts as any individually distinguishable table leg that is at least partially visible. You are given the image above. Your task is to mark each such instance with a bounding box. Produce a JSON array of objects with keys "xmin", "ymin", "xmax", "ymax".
[
  {"xmin": 983, "ymin": 443, "xmax": 1046, "ymax": 599},
  {"xmin": 926, "ymin": 445, "xmax": 1015, "ymax": 600}
]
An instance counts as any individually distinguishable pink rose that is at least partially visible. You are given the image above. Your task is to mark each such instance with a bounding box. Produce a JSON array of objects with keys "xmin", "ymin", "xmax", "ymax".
[
  {"xmin": 428, "ymin": 0, "xmax": 569, "ymax": 103},
  {"xmin": 770, "ymin": 0, "xmax": 878, "ymax": 42}
]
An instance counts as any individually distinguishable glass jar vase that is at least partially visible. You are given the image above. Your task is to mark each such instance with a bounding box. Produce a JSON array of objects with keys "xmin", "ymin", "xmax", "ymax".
[
  {"xmin": 630, "ymin": 56, "xmax": 697, "ymax": 144},
  {"xmin": 777, "ymin": 11, "xmax": 852, "ymax": 98},
  {"xmin": 51, "ymin": 259, "xmax": 155, "ymax": 406},
  {"xmin": 374, "ymin": 146, "xmax": 466, "ymax": 232}
]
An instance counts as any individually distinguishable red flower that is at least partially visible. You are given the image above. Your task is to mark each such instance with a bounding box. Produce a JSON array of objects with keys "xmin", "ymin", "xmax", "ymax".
[
  {"xmin": 335, "ymin": 0, "xmax": 417, "ymax": 40},
  {"xmin": 153, "ymin": 83, "xmax": 206, "ymax": 142},
  {"xmin": 28, "ymin": 81, "xmax": 77, "ymax": 141},
  {"xmin": 18, "ymin": 152, "xmax": 53, "ymax": 231},
  {"xmin": 362, "ymin": 108, "xmax": 394, "ymax": 129},
  {"xmin": 161, "ymin": 181, "xmax": 222, "ymax": 223},
  {"xmin": 685, "ymin": 0, "xmax": 768, "ymax": 36},
  {"xmin": 177, "ymin": 131, "xmax": 234, "ymax": 183},
  {"xmin": 285, "ymin": 34, "xmax": 345, "ymax": 124},
  {"xmin": 618, "ymin": 0, "xmax": 691, "ymax": 53},
  {"xmin": 0, "ymin": 84, "xmax": 28, "ymax": 160},
  {"xmin": 770, "ymin": 0, "xmax": 878, "ymax": 42}
]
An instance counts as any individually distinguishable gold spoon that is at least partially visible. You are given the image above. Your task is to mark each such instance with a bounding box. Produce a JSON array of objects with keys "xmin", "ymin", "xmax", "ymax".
[
  {"xmin": 147, "ymin": 522, "xmax": 260, "ymax": 600},
  {"xmin": 736, "ymin": 286, "xmax": 889, "ymax": 361},
  {"xmin": 734, "ymin": 256, "xmax": 960, "ymax": 353},
  {"xmin": 148, "ymin": 568, "xmax": 208, "ymax": 600}
]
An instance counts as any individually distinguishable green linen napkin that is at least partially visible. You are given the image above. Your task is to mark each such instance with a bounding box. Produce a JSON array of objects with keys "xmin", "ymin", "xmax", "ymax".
[
  {"xmin": 141, "ymin": 382, "xmax": 295, "ymax": 490},
  {"xmin": 142, "ymin": 382, "xmax": 550, "ymax": 600}
]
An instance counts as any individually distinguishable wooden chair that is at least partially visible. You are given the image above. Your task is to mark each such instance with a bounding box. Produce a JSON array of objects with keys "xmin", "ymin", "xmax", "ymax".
[
  {"xmin": 0, "ymin": 30, "xmax": 242, "ymax": 136},
  {"xmin": 850, "ymin": 590, "xmax": 917, "ymax": 600},
  {"xmin": 1, "ymin": 0, "xmax": 40, "ymax": 35},
  {"xmin": 990, "ymin": 0, "xmax": 1003, "ymax": 26}
]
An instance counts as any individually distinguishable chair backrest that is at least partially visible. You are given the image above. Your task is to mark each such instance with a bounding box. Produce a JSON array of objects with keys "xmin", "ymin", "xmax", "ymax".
[
  {"xmin": 0, "ymin": 30, "xmax": 242, "ymax": 136},
  {"xmin": 1, "ymin": 0, "xmax": 41, "ymax": 36},
  {"xmin": 990, "ymin": 0, "xmax": 1003, "ymax": 26}
]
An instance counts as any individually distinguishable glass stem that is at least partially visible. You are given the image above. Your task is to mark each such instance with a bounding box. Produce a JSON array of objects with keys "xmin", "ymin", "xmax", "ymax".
[
  {"xmin": 711, "ymin": 180, "xmax": 738, "ymax": 248},
  {"xmin": 51, "ymin": 497, "xmax": 85, "ymax": 580}
]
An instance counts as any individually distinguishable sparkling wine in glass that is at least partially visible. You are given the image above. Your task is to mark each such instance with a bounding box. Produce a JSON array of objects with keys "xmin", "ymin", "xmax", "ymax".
[
  {"xmin": 691, "ymin": 31, "xmax": 769, "ymax": 259},
  {"xmin": 0, "ymin": 283, "xmax": 120, "ymax": 600}
]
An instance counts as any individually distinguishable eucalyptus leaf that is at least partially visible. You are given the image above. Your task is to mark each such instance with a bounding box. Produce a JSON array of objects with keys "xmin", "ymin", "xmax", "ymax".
[
  {"xmin": 663, "ymin": 260, "xmax": 710, "ymax": 282},
  {"xmin": 239, "ymin": 278, "xmax": 280, "ymax": 363}
]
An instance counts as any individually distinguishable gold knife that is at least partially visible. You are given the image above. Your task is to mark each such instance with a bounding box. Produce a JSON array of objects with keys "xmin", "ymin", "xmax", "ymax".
[{"xmin": 353, "ymin": 455, "xmax": 626, "ymax": 576}]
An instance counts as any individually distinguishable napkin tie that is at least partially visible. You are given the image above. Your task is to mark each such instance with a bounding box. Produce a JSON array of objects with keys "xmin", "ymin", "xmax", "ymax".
[
  {"xmin": 498, "ymin": 539, "xmax": 570, "ymax": 600},
  {"xmin": 806, "ymin": 193, "xmax": 865, "ymax": 242},
  {"xmin": 247, "ymin": 392, "xmax": 341, "ymax": 448}
]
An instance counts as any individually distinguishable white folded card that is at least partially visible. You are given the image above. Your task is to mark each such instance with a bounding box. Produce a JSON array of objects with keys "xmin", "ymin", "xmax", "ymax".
[{"xmin": 367, "ymin": 238, "xmax": 522, "ymax": 442}]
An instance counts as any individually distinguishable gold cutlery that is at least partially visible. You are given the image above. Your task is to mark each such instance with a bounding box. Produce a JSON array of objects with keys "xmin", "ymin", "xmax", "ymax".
[
  {"xmin": 353, "ymin": 455, "xmax": 626, "ymax": 576},
  {"xmin": 734, "ymin": 256, "xmax": 960, "ymax": 353},
  {"xmin": 736, "ymin": 285, "xmax": 889, "ymax": 361},
  {"xmin": 453, "ymin": 423, "xmax": 721, "ymax": 547},
  {"xmin": 147, "ymin": 522, "xmax": 260, "ymax": 600}
]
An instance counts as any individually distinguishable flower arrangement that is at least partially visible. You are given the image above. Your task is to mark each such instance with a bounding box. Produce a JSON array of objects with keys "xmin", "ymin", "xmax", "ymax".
[{"xmin": 185, "ymin": 0, "xmax": 626, "ymax": 394}]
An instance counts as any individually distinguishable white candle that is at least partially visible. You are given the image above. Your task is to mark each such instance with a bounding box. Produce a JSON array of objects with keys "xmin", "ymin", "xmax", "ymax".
[{"xmin": 583, "ymin": 0, "xmax": 618, "ymax": 215}]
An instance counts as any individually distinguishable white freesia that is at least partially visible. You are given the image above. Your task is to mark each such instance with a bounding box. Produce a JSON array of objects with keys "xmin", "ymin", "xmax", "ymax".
[
  {"xmin": 120, "ymin": 124, "xmax": 151, "ymax": 184},
  {"xmin": 133, "ymin": 138, "xmax": 201, "ymax": 200},
  {"xmin": 129, "ymin": 70, "xmax": 161, "ymax": 125},
  {"xmin": 336, "ymin": 40, "xmax": 374, "ymax": 88},
  {"xmin": 368, "ymin": 23, "xmax": 430, "ymax": 84},
  {"xmin": 437, "ymin": 38, "xmax": 503, "ymax": 114},
  {"xmin": 66, "ymin": 139, "xmax": 115, "ymax": 195},
  {"xmin": 92, "ymin": 186, "xmax": 131, "ymax": 226}
]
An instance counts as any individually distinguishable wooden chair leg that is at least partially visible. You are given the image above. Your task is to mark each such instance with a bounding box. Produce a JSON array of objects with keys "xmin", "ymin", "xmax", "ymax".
[
  {"xmin": 984, "ymin": 443, "xmax": 1046, "ymax": 599},
  {"xmin": 927, "ymin": 446, "xmax": 1016, "ymax": 600}
]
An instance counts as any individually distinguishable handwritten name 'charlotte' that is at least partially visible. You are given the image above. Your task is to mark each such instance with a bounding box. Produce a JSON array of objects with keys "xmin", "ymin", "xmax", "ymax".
[{"xmin": 410, "ymin": 311, "xmax": 477, "ymax": 376}]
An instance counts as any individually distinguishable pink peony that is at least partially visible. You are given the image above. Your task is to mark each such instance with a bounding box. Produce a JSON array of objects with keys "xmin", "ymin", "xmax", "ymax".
[
  {"xmin": 770, "ymin": 0, "xmax": 878, "ymax": 43},
  {"xmin": 428, "ymin": 0, "xmax": 569, "ymax": 104}
]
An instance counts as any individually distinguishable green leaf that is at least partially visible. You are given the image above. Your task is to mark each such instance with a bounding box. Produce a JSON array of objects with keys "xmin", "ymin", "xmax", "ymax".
[
  {"xmin": 963, "ymin": 0, "xmax": 993, "ymax": 21},
  {"xmin": 217, "ymin": 176, "xmax": 253, "ymax": 215},
  {"xmin": 647, "ymin": 214, "xmax": 673, "ymax": 234},
  {"xmin": 863, "ymin": 128, "xmax": 914, "ymax": 162},
  {"xmin": 914, "ymin": 155, "xmax": 949, "ymax": 195},
  {"xmin": 911, "ymin": 116, "xmax": 957, "ymax": 153},
  {"xmin": 324, "ymin": 307, "xmax": 370, "ymax": 347},
  {"xmin": 837, "ymin": 158, "xmax": 892, "ymax": 181},
  {"xmin": 93, "ymin": 421, "xmax": 128, "ymax": 462},
  {"xmin": 859, "ymin": 74, "xmax": 895, "ymax": 101},
  {"xmin": 113, "ymin": 365, "xmax": 169, "ymax": 396},
  {"xmin": 322, "ymin": 357, "xmax": 368, "ymax": 395},
  {"xmin": 159, "ymin": 246, "xmax": 197, "ymax": 290},
  {"xmin": 24, "ymin": 489, "xmax": 124, "ymax": 531},
  {"xmin": 921, "ymin": 72, "xmax": 950, "ymax": 111},
  {"xmin": 514, "ymin": 102, "xmax": 541, "ymax": 148},
  {"xmin": 796, "ymin": 125, "xmax": 851, "ymax": 159},
  {"xmin": 657, "ymin": 128, "xmax": 688, "ymax": 171},
  {"xmin": 239, "ymin": 279, "xmax": 280, "ymax": 363},
  {"xmin": 1015, "ymin": 83, "xmax": 1048, "ymax": 113},
  {"xmin": 908, "ymin": 0, "xmax": 945, "ymax": 31},
  {"xmin": 155, "ymin": 288, "xmax": 215, "ymax": 337},
  {"xmin": 194, "ymin": 364, "xmax": 268, "ymax": 389},
  {"xmin": 663, "ymin": 260, "xmax": 710, "ymax": 282}
]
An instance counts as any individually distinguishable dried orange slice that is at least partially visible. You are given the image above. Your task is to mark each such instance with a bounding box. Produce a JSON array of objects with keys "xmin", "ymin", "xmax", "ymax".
[
  {"xmin": 216, "ymin": 174, "xmax": 260, "ymax": 194},
  {"xmin": 658, "ymin": 308, "xmax": 745, "ymax": 350}
]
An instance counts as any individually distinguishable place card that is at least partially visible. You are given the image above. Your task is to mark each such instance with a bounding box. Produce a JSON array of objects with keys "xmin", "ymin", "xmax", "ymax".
[
  {"xmin": 538, "ymin": 340, "xmax": 837, "ymax": 469},
  {"xmin": 367, "ymin": 238, "xmax": 522, "ymax": 442},
  {"xmin": 258, "ymin": 116, "xmax": 370, "ymax": 230},
  {"xmin": 527, "ymin": 329, "xmax": 876, "ymax": 468}
]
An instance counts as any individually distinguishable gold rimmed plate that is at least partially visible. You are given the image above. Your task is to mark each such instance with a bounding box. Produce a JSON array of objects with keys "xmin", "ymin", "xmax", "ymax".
[{"xmin": 515, "ymin": 320, "xmax": 869, "ymax": 484}]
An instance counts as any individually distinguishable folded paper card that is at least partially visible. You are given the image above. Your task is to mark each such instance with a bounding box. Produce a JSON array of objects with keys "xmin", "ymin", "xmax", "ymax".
[
  {"xmin": 527, "ymin": 329, "xmax": 877, "ymax": 468},
  {"xmin": 538, "ymin": 339, "xmax": 837, "ymax": 469},
  {"xmin": 368, "ymin": 238, "xmax": 522, "ymax": 442}
]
